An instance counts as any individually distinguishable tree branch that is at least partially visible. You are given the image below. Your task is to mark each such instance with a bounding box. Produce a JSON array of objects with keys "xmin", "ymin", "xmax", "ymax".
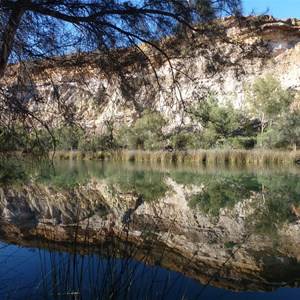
[{"xmin": 0, "ymin": 1, "xmax": 26, "ymax": 77}]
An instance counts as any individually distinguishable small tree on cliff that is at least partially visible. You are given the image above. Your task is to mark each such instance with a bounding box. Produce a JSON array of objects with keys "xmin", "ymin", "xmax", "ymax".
[
  {"xmin": 247, "ymin": 74, "xmax": 292, "ymax": 148},
  {"xmin": 190, "ymin": 95, "xmax": 240, "ymax": 147},
  {"xmin": 117, "ymin": 110, "xmax": 166, "ymax": 150}
]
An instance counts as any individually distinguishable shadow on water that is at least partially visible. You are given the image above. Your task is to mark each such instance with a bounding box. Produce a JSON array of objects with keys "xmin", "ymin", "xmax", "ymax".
[{"xmin": 0, "ymin": 157, "xmax": 300, "ymax": 299}]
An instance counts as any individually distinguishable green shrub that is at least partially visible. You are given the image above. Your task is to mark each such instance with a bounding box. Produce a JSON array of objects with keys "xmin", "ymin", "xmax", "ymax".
[
  {"xmin": 54, "ymin": 126, "xmax": 84, "ymax": 150},
  {"xmin": 246, "ymin": 74, "xmax": 293, "ymax": 148},
  {"xmin": 170, "ymin": 130, "xmax": 201, "ymax": 150},
  {"xmin": 189, "ymin": 95, "xmax": 242, "ymax": 148},
  {"xmin": 116, "ymin": 110, "xmax": 166, "ymax": 150}
]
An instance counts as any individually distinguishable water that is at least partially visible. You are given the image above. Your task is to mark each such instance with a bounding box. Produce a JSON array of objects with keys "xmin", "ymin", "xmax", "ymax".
[
  {"xmin": 0, "ymin": 242, "xmax": 204, "ymax": 299},
  {"xmin": 0, "ymin": 159, "xmax": 300, "ymax": 299},
  {"xmin": 1, "ymin": 242, "xmax": 300, "ymax": 300}
]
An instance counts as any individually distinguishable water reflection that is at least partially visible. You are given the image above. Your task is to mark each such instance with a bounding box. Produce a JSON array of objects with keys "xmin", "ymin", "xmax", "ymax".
[
  {"xmin": 1, "ymin": 241, "xmax": 209, "ymax": 299},
  {"xmin": 0, "ymin": 158, "xmax": 300, "ymax": 298}
]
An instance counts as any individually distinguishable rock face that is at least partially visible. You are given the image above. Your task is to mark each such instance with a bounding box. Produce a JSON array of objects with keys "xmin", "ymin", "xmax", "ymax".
[
  {"xmin": 1, "ymin": 176, "xmax": 300, "ymax": 291},
  {"xmin": 2, "ymin": 15, "xmax": 300, "ymax": 133}
]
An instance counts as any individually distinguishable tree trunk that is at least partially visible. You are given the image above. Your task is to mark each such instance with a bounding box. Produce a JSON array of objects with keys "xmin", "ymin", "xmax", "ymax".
[
  {"xmin": 260, "ymin": 113, "xmax": 265, "ymax": 149},
  {"xmin": 292, "ymin": 142, "xmax": 297, "ymax": 152},
  {"xmin": 0, "ymin": 4, "xmax": 25, "ymax": 78}
]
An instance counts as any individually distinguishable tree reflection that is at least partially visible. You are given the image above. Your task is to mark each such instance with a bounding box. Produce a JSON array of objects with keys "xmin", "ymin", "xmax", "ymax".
[{"xmin": 187, "ymin": 171, "xmax": 300, "ymax": 236}]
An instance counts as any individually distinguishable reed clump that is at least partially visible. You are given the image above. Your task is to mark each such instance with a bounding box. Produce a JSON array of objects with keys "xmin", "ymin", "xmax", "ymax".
[{"xmin": 47, "ymin": 149, "xmax": 300, "ymax": 166}]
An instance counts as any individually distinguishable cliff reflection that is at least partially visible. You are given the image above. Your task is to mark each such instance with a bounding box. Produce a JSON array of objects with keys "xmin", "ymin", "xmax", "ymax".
[{"xmin": 0, "ymin": 159, "xmax": 300, "ymax": 297}]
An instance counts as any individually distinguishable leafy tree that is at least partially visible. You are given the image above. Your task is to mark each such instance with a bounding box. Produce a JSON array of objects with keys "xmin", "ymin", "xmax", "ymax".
[
  {"xmin": 189, "ymin": 175, "xmax": 258, "ymax": 220},
  {"xmin": 190, "ymin": 95, "xmax": 240, "ymax": 148},
  {"xmin": 54, "ymin": 126, "xmax": 84, "ymax": 150},
  {"xmin": 170, "ymin": 129, "xmax": 201, "ymax": 151},
  {"xmin": 115, "ymin": 125, "xmax": 135, "ymax": 149},
  {"xmin": 273, "ymin": 108, "xmax": 300, "ymax": 150},
  {"xmin": 246, "ymin": 74, "xmax": 292, "ymax": 147},
  {"xmin": 134, "ymin": 110, "xmax": 166, "ymax": 150},
  {"xmin": 0, "ymin": 125, "xmax": 28, "ymax": 151},
  {"xmin": 117, "ymin": 110, "xmax": 166, "ymax": 150},
  {"xmin": 0, "ymin": 158, "xmax": 28, "ymax": 185}
]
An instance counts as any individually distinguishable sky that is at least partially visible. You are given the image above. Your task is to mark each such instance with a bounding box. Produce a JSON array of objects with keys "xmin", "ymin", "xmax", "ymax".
[{"xmin": 243, "ymin": 0, "xmax": 300, "ymax": 19}]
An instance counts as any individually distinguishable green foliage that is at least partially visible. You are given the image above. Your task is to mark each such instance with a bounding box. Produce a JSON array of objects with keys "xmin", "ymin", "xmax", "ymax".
[
  {"xmin": 190, "ymin": 95, "xmax": 241, "ymax": 148},
  {"xmin": 246, "ymin": 74, "xmax": 293, "ymax": 148},
  {"xmin": 77, "ymin": 135, "xmax": 105, "ymax": 151},
  {"xmin": 252, "ymin": 178, "xmax": 300, "ymax": 237},
  {"xmin": 189, "ymin": 175, "xmax": 258, "ymax": 220},
  {"xmin": 262, "ymin": 108, "xmax": 300, "ymax": 150},
  {"xmin": 115, "ymin": 126, "xmax": 135, "ymax": 149},
  {"xmin": 116, "ymin": 110, "xmax": 166, "ymax": 150},
  {"xmin": 248, "ymin": 74, "xmax": 292, "ymax": 122},
  {"xmin": 0, "ymin": 126, "xmax": 54, "ymax": 154},
  {"xmin": 111, "ymin": 170, "xmax": 168, "ymax": 202},
  {"xmin": 197, "ymin": 128, "xmax": 219, "ymax": 149},
  {"xmin": 219, "ymin": 136, "xmax": 256, "ymax": 149},
  {"xmin": 246, "ymin": 188, "xmax": 299, "ymax": 238},
  {"xmin": 170, "ymin": 130, "xmax": 201, "ymax": 150},
  {"xmin": 52, "ymin": 120, "xmax": 119, "ymax": 152},
  {"xmin": 192, "ymin": 95, "xmax": 239, "ymax": 137},
  {"xmin": 0, "ymin": 159, "xmax": 28, "ymax": 185},
  {"xmin": 54, "ymin": 126, "xmax": 84, "ymax": 151},
  {"xmin": 0, "ymin": 125, "xmax": 79, "ymax": 153},
  {"xmin": 0, "ymin": 126, "xmax": 29, "ymax": 151},
  {"xmin": 134, "ymin": 110, "xmax": 166, "ymax": 150}
]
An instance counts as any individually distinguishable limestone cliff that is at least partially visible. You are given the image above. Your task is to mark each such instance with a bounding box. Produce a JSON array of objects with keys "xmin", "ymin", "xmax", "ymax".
[{"xmin": 2, "ymin": 15, "xmax": 300, "ymax": 133}]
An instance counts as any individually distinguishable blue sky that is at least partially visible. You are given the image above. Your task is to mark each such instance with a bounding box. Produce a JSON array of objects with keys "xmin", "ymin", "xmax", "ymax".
[{"xmin": 243, "ymin": 0, "xmax": 300, "ymax": 19}]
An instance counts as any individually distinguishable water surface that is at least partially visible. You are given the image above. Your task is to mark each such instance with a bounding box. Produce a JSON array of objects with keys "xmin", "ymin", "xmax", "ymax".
[{"xmin": 0, "ymin": 159, "xmax": 300, "ymax": 299}]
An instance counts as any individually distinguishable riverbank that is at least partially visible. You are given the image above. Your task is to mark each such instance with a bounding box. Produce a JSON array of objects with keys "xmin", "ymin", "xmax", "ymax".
[{"xmin": 38, "ymin": 149, "xmax": 300, "ymax": 166}]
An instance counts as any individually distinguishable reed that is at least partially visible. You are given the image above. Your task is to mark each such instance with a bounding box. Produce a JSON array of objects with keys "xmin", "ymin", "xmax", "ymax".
[
  {"xmin": 47, "ymin": 149, "xmax": 300, "ymax": 166},
  {"xmin": 17, "ymin": 211, "xmax": 198, "ymax": 300}
]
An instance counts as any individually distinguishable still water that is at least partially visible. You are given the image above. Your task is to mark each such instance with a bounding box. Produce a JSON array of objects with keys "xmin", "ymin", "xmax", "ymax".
[{"xmin": 0, "ymin": 159, "xmax": 300, "ymax": 299}]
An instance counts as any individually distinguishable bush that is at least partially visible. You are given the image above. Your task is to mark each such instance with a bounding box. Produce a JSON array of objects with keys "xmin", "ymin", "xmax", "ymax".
[
  {"xmin": 170, "ymin": 130, "xmax": 201, "ymax": 150},
  {"xmin": 189, "ymin": 95, "xmax": 242, "ymax": 148},
  {"xmin": 116, "ymin": 110, "xmax": 166, "ymax": 150},
  {"xmin": 218, "ymin": 136, "xmax": 256, "ymax": 150},
  {"xmin": 54, "ymin": 126, "xmax": 84, "ymax": 150}
]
